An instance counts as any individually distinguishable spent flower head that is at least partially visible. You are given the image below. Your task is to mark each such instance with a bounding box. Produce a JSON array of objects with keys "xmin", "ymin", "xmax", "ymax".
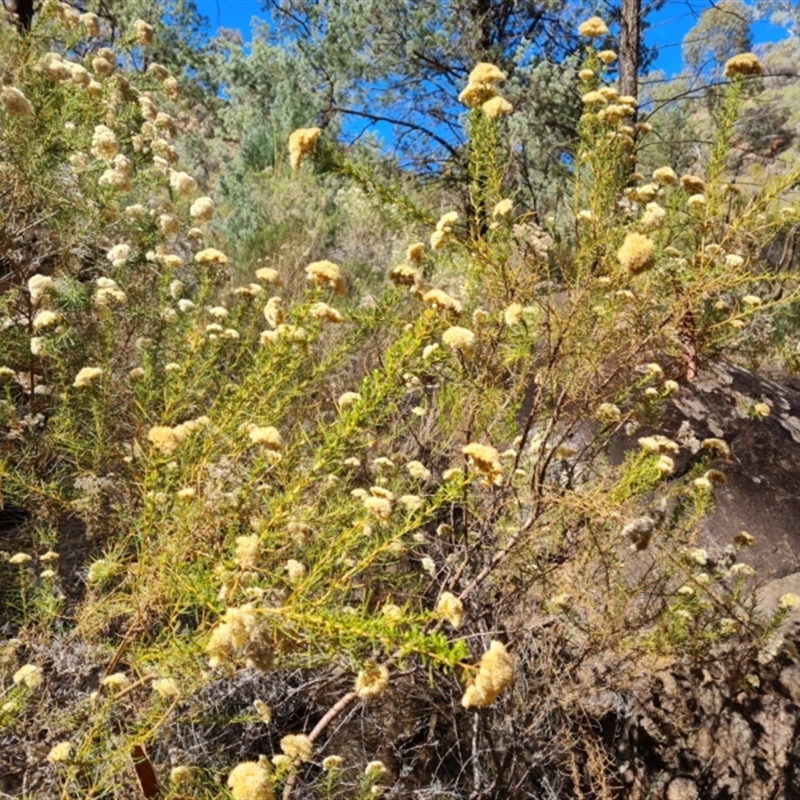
[
  {"xmin": 91, "ymin": 124, "xmax": 119, "ymax": 161},
  {"xmin": 462, "ymin": 442, "xmax": 503, "ymax": 484},
  {"xmin": 354, "ymin": 662, "xmax": 390, "ymax": 699},
  {"xmin": 79, "ymin": 11, "xmax": 100, "ymax": 36},
  {"xmin": 133, "ymin": 19, "xmax": 155, "ymax": 45},
  {"xmin": 724, "ymin": 52, "xmax": 763, "ymax": 78},
  {"xmin": 1, "ymin": 86, "xmax": 34, "ymax": 118}
]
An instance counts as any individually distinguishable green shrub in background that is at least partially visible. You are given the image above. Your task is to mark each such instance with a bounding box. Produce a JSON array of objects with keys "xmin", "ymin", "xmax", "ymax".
[{"xmin": 1, "ymin": 4, "xmax": 799, "ymax": 798}]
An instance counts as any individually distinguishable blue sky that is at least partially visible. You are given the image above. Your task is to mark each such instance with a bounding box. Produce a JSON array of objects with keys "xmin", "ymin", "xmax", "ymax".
[{"xmin": 195, "ymin": 0, "xmax": 788, "ymax": 78}]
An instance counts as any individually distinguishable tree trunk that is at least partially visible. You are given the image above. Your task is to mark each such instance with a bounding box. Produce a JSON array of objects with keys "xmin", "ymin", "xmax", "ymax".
[
  {"xmin": 471, "ymin": 0, "xmax": 493, "ymax": 53},
  {"xmin": 11, "ymin": 0, "xmax": 35, "ymax": 31},
  {"xmin": 618, "ymin": 0, "xmax": 640, "ymax": 100}
]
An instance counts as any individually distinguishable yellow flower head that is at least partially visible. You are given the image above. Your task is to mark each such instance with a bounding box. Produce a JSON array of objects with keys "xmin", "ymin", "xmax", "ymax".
[
  {"xmin": 430, "ymin": 229, "xmax": 448, "ymax": 250},
  {"xmin": 33, "ymin": 310, "xmax": 59, "ymax": 330},
  {"xmin": 47, "ymin": 741, "xmax": 72, "ymax": 763},
  {"xmin": 778, "ymin": 593, "xmax": 800, "ymax": 611},
  {"xmin": 459, "ymin": 82, "xmax": 494, "ymax": 106},
  {"xmin": 28, "ymin": 274, "xmax": 53, "ymax": 304},
  {"xmin": 227, "ymin": 761, "xmax": 273, "ymax": 800},
  {"xmin": 322, "ymin": 755, "xmax": 343, "ymax": 771},
  {"xmin": 578, "ymin": 16, "xmax": 609, "ymax": 37},
  {"xmin": 442, "ymin": 325, "xmax": 476, "ymax": 356},
  {"xmin": 309, "ymin": 301, "xmax": 343, "ymax": 322},
  {"xmin": 701, "ymin": 438, "xmax": 730, "ymax": 458},
  {"xmin": 337, "ymin": 391, "xmax": 361, "ymax": 408},
  {"xmin": 280, "ymin": 734, "xmax": 314, "ymax": 762},
  {"xmin": 461, "ymin": 640, "xmax": 514, "ymax": 708},
  {"xmin": 436, "ymin": 591, "xmax": 464, "ymax": 629},
  {"xmin": 468, "ymin": 62, "xmax": 507, "ymax": 86},
  {"xmin": 653, "ymin": 166, "xmax": 677, "ymax": 185},
  {"xmin": 687, "ymin": 193, "xmax": 706, "ymax": 209},
  {"xmin": 248, "ymin": 426, "xmax": 283, "ymax": 450},
  {"xmin": 640, "ymin": 202, "xmax": 666, "ymax": 231},
  {"xmin": 581, "ymin": 90, "xmax": 607, "ymax": 106},
  {"xmin": 194, "ymin": 248, "xmax": 229, "ymax": 267},
  {"xmin": 492, "ymin": 198, "xmax": 513, "ymax": 218},
  {"xmin": 459, "ymin": 62, "xmax": 506, "ymax": 107},
  {"xmin": 617, "ymin": 232, "xmax": 655, "ymax": 275},
  {"xmin": 436, "ymin": 211, "xmax": 459, "ymax": 232},
  {"xmin": 482, "ymin": 96, "xmax": 513, "ymax": 119},
  {"xmin": 406, "ymin": 460, "xmax": 432, "ymax": 481},
  {"xmin": 148, "ymin": 64, "xmax": 171, "ymax": 85},
  {"xmin": 13, "ymin": 663, "xmax": 43, "ymax": 689},
  {"xmin": 42, "ymin": 52, "xmax": 72, "ymax": 81},
  {"xmin": 285, "ymin": 559, "xmax": 306, "ymax": 582},
  {"xmin": 55, "ymin": 3, "xmax": 79, "ymax": 29},
  {"xmin": 288, "ymin": 127, "xmax": 322, "ymax": 170},
  {"xmin": 147, "ymin": 426, "xmax": 183, "ymax": 455},
  {"xmin": 504, "ymin": 302, "xmax": 523, "ymax": 326},
  {"xmin": 263, "ymin": 297, "xmax": 285, "ymax": 328},
  {"xmin": 73, "ymin": 367, "xmax": 103, "ymax": 388},
  {"xmin": 151, "ymin": 677, "xmax": 181, "ymax": 698},
  {"xmin": 190, "ymin": 196, "xmax": 214, "ymax": 221},
  {"xmin": 91, "ymin": 124, "xmax": 119, "ymax": 161},
  {"xmin": 235, "ymin": 534, "xmax": 261, "ymax": 569},
  {"xmin": 80, "ymin": 12, "xmax": 100, "ymax": 36},
  {"xmin": 363, "ymin": 495, "xmax": 393, "ymax": 523},
  {"xmin": 305, "ymin": 259, "xmax": 345, "ymax": 294},
  {"xmin": 255, "ymin": 266, "xmax": 283, "ymax": 286},
  {"xmin": 596, "ymin": 403, "xmax": 622, "ymax": 424}
]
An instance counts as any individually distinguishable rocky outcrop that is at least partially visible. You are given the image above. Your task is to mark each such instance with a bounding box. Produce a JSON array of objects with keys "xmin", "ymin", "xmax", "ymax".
[
  {"xmin": 614, "ymin": 361, "xmax": 800, "ymax": 581},
  {"xmin": 614, "ymin": 593, "xmax": 800, "ymax": 800}
]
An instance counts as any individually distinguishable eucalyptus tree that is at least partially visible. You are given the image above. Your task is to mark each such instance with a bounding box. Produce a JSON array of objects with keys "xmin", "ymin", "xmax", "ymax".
[
  {"xmin": 682, "ymin": 0, "xmax": 754, "ymax": 76},
  {"xmin": 260, "ymin": 0, "xmax": 594, "ymax": 211},
  {"xmin": 259, "ymin": 0, "xmax": 663, "ymax": 214}
]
